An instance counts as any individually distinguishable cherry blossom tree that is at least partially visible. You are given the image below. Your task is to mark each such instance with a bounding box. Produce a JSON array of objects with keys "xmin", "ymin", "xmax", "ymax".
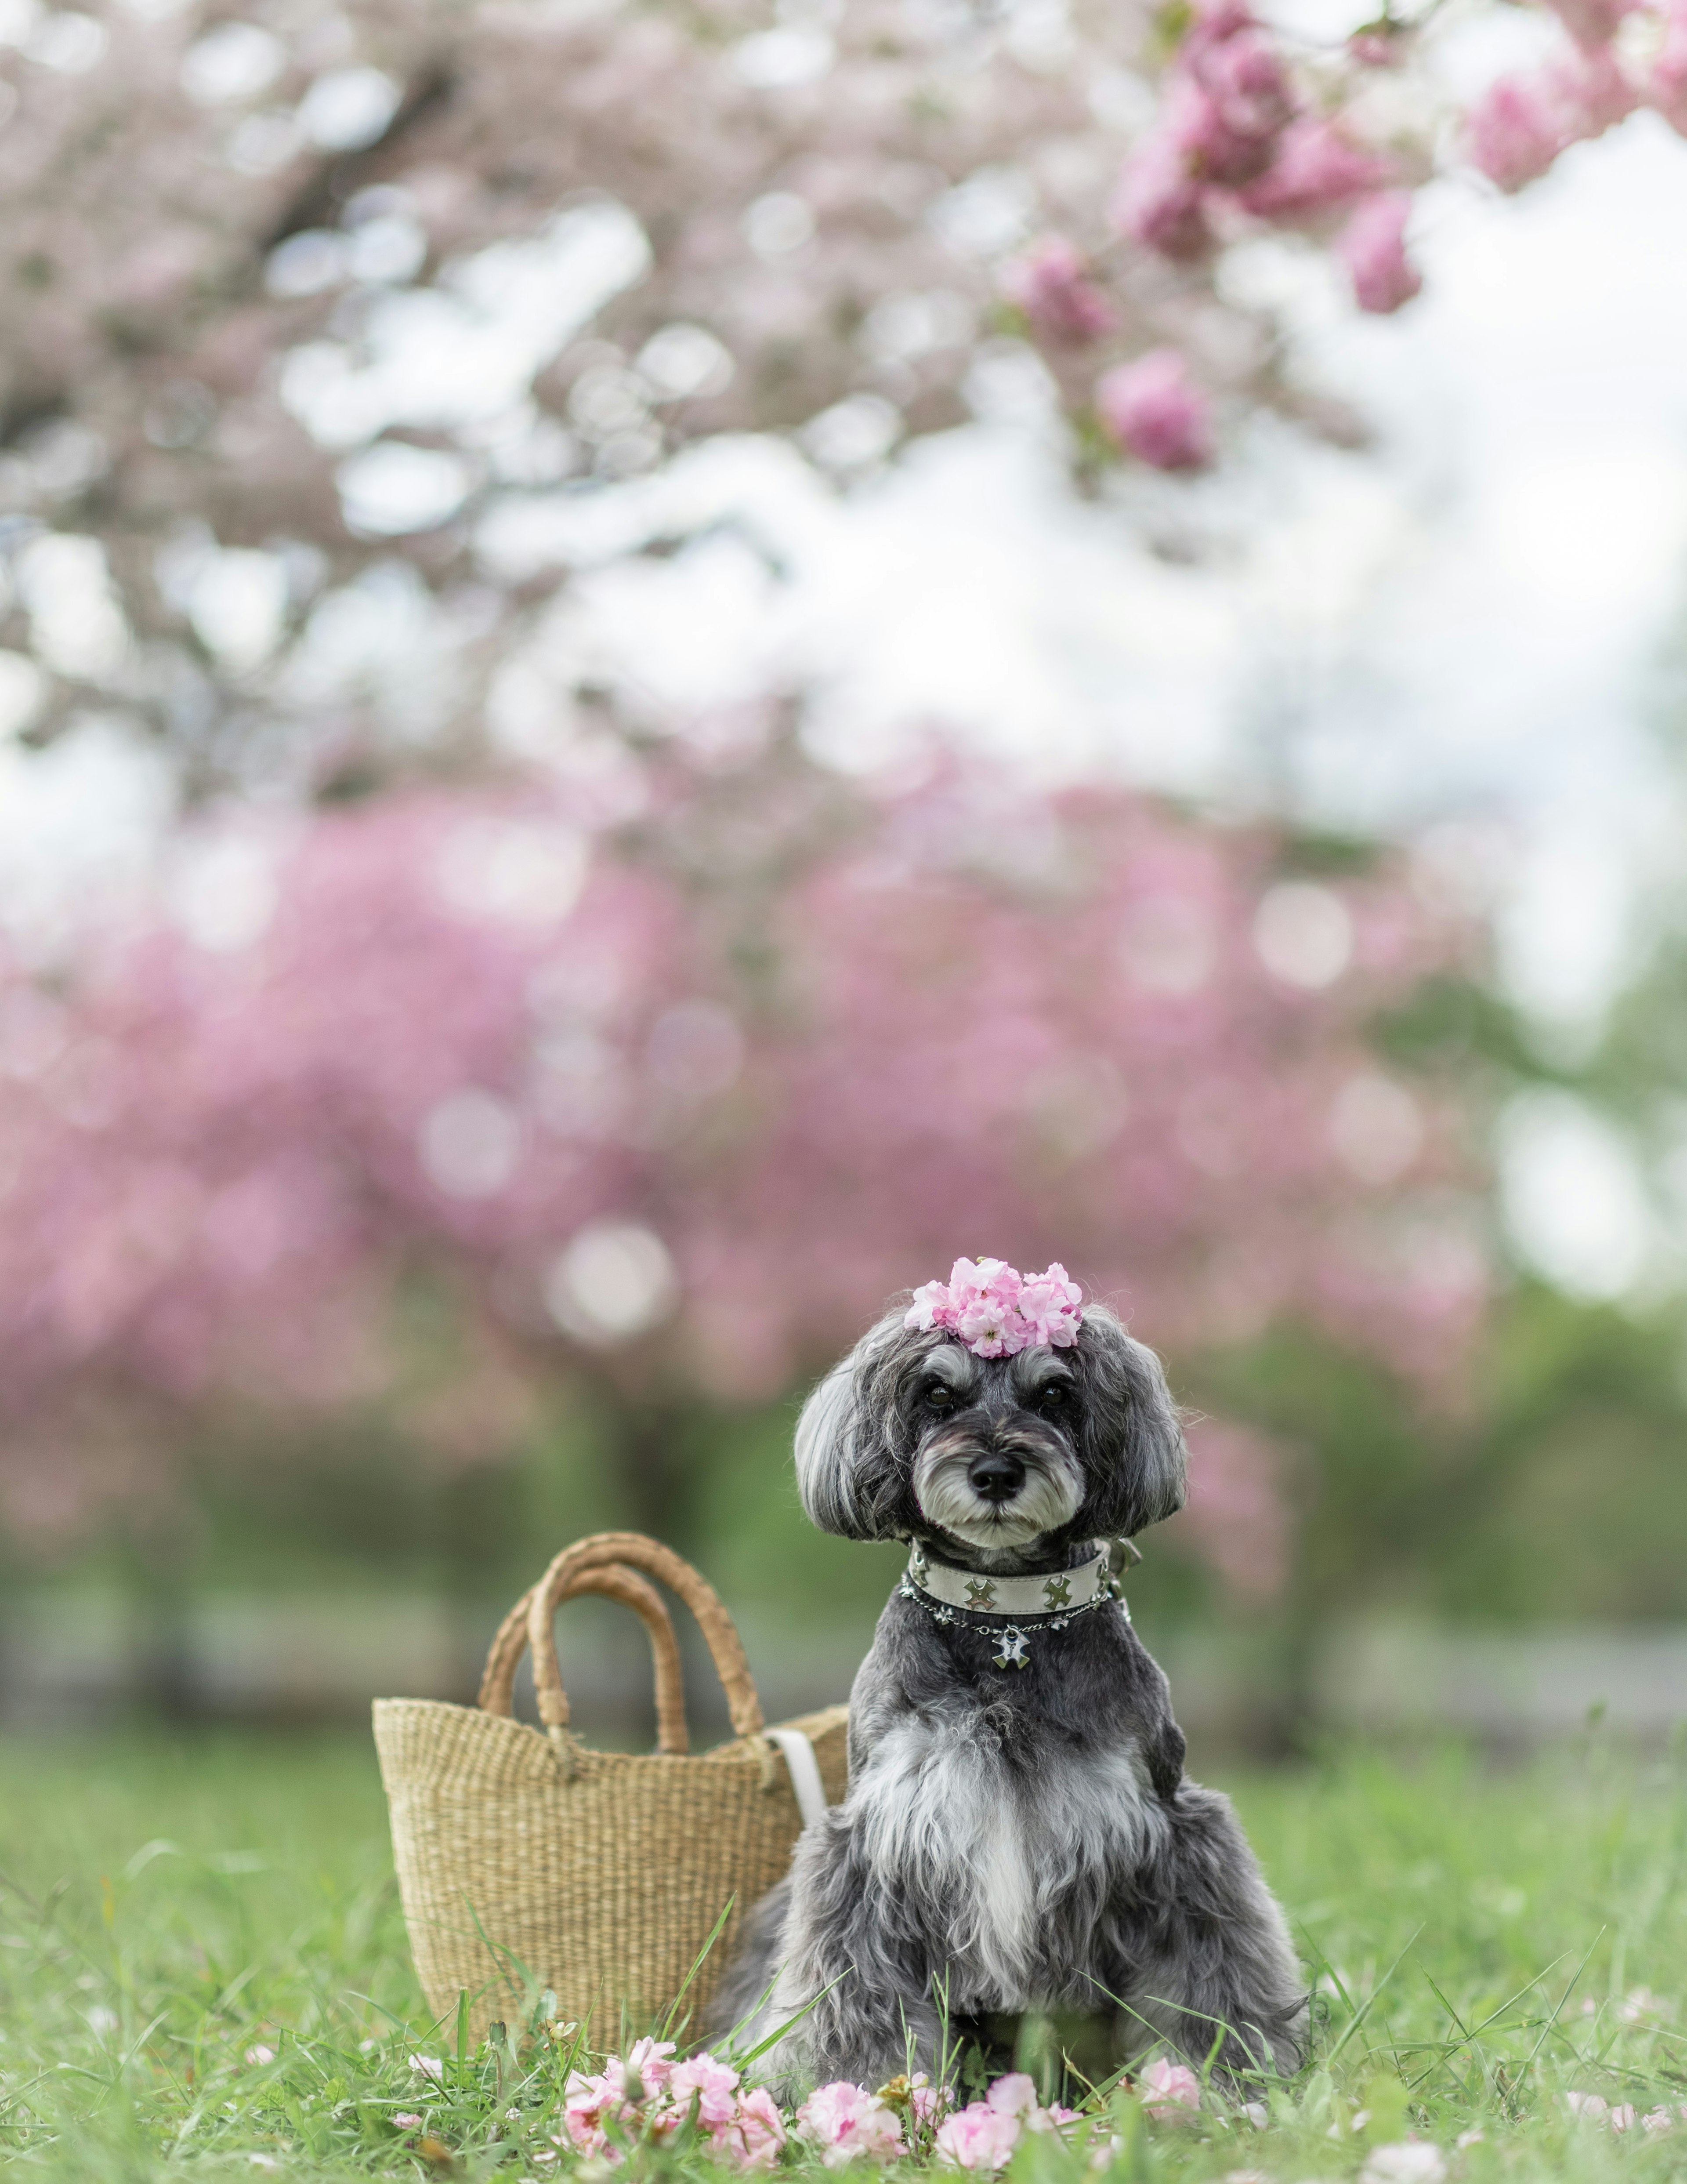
[
  {"xmin": 0, "ymin": 735, "xmax": 1488, "ymax": 1573},
  {"xmin": 0, "ymin": 0, "xmax": 1272, "ymax": 796},
  {"xmin": 7, "ymin": 0, "xmax": 1621, "ymax": 1629},
  {"xmin": 4, "ymin": 0, "xmax": 1681, "ymax": 807}
]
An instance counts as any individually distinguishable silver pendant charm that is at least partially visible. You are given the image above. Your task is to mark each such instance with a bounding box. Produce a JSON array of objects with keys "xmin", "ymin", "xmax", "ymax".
[{"xmin": 993, "ymin": 1626, "xmax": 1031, "ymax": 1671}]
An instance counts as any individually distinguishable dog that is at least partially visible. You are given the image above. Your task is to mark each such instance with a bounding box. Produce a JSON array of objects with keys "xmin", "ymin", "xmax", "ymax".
[{"xmin": 713, "ymin": 1259, "xmax": 1305, "ymax": 2097}]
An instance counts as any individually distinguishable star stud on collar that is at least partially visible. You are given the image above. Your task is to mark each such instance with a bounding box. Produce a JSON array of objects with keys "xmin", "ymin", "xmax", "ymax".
[{"xmin": 965, "ymin": 1578, "xmax": 997, "ymax": 1608}]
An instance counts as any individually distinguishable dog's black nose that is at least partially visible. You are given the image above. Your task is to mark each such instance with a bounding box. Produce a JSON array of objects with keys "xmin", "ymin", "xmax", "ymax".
[{"xmin": 967, "ymin": 1451, "xmax": 1025, "ymax": 1503}]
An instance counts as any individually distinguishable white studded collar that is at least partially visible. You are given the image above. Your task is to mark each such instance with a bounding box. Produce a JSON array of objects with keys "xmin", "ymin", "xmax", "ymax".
[{"xmin": 904, "ymin": 1539, "xmax": 1111, "ymax": 1618}]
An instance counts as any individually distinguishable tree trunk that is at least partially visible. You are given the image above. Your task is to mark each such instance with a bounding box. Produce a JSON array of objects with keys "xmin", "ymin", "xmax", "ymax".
[
  {"xmin": 601, "ymin": 1389, "xmax": 700, "ymax": 1549},
  {"xmin": 127, "ymin": 1536, "xmax": 199, "ymax": 1720}
]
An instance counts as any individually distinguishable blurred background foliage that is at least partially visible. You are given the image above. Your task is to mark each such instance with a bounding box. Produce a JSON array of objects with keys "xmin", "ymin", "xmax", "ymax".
[
  {"xmin": 6, "ymin": 0, "xmax": 1687, "ymax": 1757},
  {"xmin": 7, "ymin": 717, "xmax": 1687, "ymax": 1751}
]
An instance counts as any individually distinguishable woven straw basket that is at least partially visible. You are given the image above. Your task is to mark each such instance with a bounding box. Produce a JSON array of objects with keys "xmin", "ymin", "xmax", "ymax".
[{"xmin": 373, "ymin": 1531, "xmax": 848, "ymax": 2045}]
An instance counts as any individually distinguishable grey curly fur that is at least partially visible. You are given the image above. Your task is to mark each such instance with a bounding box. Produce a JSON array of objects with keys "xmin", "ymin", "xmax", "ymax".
[{"xmin": 710, "ymin": 1299, "xmax": 1306, "ymax": 2096}]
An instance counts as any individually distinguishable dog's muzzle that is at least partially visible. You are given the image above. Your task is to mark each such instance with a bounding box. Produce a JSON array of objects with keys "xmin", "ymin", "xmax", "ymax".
[{"xmin": 912, "ymin": 1424, "xmax": 1085, "ymax": 1547}]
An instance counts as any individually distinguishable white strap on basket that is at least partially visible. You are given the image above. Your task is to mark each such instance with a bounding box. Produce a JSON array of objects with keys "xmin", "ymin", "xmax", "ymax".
[{"xmin": 766, "ymin": 1726, "xmax": 829, "ymax": 1829}]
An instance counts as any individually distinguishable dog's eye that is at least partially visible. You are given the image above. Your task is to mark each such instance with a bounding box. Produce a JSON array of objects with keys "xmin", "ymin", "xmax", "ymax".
[
  {"xmin": 923, "ymin": 1382, "xmax": 955, "ymax": 1409},
  {"xmin": 1039, "ymin": 1383, "xmax": 1072, "ymax": 1411}
]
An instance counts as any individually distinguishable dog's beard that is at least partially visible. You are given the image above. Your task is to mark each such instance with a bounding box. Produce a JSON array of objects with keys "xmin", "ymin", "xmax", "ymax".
[{"xmin": 912, "ymin": 1433, "xmax": 1085, "ymax": 1551}]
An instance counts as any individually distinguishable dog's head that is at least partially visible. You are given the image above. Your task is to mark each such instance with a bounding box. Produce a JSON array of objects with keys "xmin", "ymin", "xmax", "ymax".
[{"xmin": 794, "ymin": 1299, "xmax": 1186, "ymax": 1560}]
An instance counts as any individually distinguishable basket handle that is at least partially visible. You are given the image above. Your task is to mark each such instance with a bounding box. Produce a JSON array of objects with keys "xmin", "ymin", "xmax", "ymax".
[
  {"xmin": 524, "ymin": 1532, "xmax": 767, "ymax": 1762},
  {"xmin": 478, "ymin": 1560, "xmax": 689, "ymax": 1756}
]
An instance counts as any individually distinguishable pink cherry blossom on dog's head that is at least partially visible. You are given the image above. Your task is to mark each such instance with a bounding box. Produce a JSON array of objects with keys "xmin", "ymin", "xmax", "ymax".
[
  {"xmin": 903, "ymin": 1259, "xmax": 1083, "ymax": 1356},
  {"xmin": 1017, "ymin": 1263, "xmax": 1083, "ymax": 1346}
]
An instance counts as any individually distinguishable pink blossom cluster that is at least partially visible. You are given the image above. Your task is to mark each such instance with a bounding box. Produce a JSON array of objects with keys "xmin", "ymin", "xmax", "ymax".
[
  {"xmin": 560, "ymin": 2039, "xmax": 784, "ymax": 2169},
  {"xmin": 1095, "ymin": 352, "xmax": 1214, "ymax": 473},
  {"xmin": 1465, "ymin": 43, "xmax": 1639, "ymax": 189},
  {"xmin": 791, "ymin": 2069, "xmax": 1076, "ymax": 2169},
  {"xmin": 1337, "ymin": 194, "xmax": 1423, "ymax": 316},
  {"xmin": 905, "ymin": 1259, "xmax": 1085, "ymax": 1357},
  {"xmin": 933, "ymin": 2073, "xmax": 1079, "ymax": 2168},
  {"xmin": 1078, "ymin": 0, "xmax": 1429, "ymax": 467},
  {"xmin": 1006, "ymin": 0, "xmax": 1687, "ymax": 472},
  {"xmin": 793, "ymin": 2080, "xmax": 917, "ymax": 2165},
  {"xmin": 1567, "ymin": 2090, "xmax": 1687, "ymax": 2132},
  {"xmin": 1111, "ymin": 0, "xmax": 1421, "ymax": 334},
  {"xmin": 1564, "ymin": 2090, "xmax": 1637, "ymax": 2130},
  {"xmin": 1005, "ymin": 239, "xmax": 1118, "ymax": 345},
  {"xmin": 1457, "ymin": 0, "xmax": 1687, "ymax": 191},
  {"xmin": 1137, "ymin": 2057, "xmax": 1203, "ymax": 2117}
]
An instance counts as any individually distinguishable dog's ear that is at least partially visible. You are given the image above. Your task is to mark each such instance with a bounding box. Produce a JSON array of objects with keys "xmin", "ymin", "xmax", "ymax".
[
  {"xmin": 794, "ymin": 1310, "xmax": 916, "ymax": 1541},
  {"xmin": 794, "ymin": 1355, "xmax": 865, "ymax": 1537},
  {"xmin": 1071, "ymin": 1305, "xmax": 1187, "ymax": 1538}
]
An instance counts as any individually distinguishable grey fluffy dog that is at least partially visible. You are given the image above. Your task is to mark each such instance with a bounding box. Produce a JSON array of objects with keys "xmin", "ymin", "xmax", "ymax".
[{"xmin": 713, "ymin": 1297, "xmax": 1306, "ymax": 2094}]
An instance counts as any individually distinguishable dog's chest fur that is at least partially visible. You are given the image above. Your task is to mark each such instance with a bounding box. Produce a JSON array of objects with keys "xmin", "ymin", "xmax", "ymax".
[{"xmin": 844, "ymin": 1596, "xmax": 1175, "ymax": 2010}]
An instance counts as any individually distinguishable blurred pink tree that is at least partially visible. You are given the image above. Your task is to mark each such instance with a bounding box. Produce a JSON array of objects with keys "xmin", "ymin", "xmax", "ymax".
[
  {"xmin": 0, "ymin": 738, "xmax": 1487, "ymax": 1589},
  {"xmin": 0, "ymin": 0, "xmax": 1652, "ymax": 1654}
]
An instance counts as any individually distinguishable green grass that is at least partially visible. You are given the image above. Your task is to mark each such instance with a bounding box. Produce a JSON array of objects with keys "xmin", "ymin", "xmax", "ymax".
[{"xmin": 5, "ymin": 1731, "xmax": 1687, "ymax": 2178}]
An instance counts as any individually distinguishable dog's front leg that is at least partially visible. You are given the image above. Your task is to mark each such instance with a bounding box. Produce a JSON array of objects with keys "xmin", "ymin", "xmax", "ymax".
[
  {"xmin": 1108, "ymin": 1781, "xmax": 1307, "ymax": 2083},
  {"xmin": 737, "ymin": 1809, "xmax": 942, "ymax": 2100}
]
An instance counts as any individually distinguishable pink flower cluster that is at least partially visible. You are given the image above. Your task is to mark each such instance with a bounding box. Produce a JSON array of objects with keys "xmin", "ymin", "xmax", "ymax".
[
  {"xmin": 1096, "ymin": 352, "xmax": 1215, "ymax": 472},
  {"xmin": 794, "ymin": 2081, "xmax": 916, "ymax": 2166},
  {"xmin": 556, "ymin": 2059, "xmax": 1082, "ymax": 2173},
  {"xmin": 1137, "ymin": 2057, "xmax": 1203, "ymax": 2117},
  {"xmin": 1465, "ymin": 46, "xmax": 1637, "ymax": 187},
  {"xmin": 1567, "ymin": 2091, "xmax": 1687, "ymax": 2133},
  {"xmin": 1337, "ymin": 193, "xmax": 1423, "ymax": 316},
  {"xmin": 905, "ymin": 1259, "xmax": 1084, "ymax": 1357},
  {"xmin": 1005, "ymin": 239, "xmax": 1117, "ymax": 345},
  {"xmin": 1006, "ymin": 0, "xmax": 1687, "ymax": 468},
  {"xmin": 1113, "ymin": 0, "xmax": 1422, "ymax": 345},
  {"xmin": 560, "ymin": 2040, "xmax": 785, "ymax": 2169},
  {"xmin": 1565, "ymin": 2090, "xmax": 1637, "ymax": 2130},
  {"xmin": 1236, "ymin": 120, "xmax": 1389, "ymax": 221},
  {"xmin": 934, "ymin": 2074, "xmax": 1078, "ymax": 2169},
  {"xmin": 1458, "ymin": 0, "xmax": 1687, "ymax": 193}
]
